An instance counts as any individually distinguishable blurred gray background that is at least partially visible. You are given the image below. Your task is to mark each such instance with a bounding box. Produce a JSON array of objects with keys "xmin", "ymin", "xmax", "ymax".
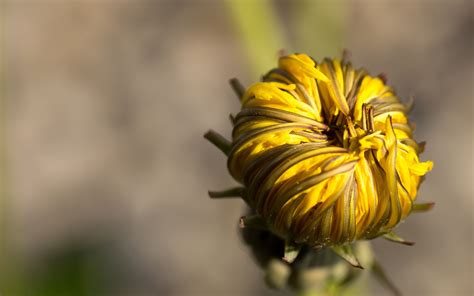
[{"xmin": 3, "ymin": 0, "xmax": 473, "ymax": 295}]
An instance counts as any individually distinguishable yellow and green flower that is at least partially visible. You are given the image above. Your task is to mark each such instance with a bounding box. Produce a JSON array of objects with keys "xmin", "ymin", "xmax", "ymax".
[{"xmin": 206, "ymin": 52, "xmax": 433, "ymax": 294}]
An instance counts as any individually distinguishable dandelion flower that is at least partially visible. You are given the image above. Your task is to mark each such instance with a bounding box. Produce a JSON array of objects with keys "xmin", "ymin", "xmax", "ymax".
[{"xmin": 205, "ymin": 53, "xmax": 433, "ymax": 268}]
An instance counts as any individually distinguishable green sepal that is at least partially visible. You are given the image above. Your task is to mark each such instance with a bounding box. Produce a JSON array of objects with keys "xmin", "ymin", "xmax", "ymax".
[
  {"xmin": 418, "ymin": 141, "xmax": 426, "ymax": 153},
  {"xmin": 412, "ymin": 202, "xmax": 435, "ymax": 213},
  {"xmin": 229, "ymin": 78, "xmax": 245, "ymax": 100},
  {"xmin": 371, "ymin": 259, "xmax": 401, "ymax": 296},
  {"xmin": 208, "ymin": 187, "xmax": 244, "ymax": 198},
  {"xmin": 282, "ymin": 241, "xmax": 301, "ymax": 263},
  {"xmin": 383, "ymin": 232, "xmax": 415, "ymax": 246},
  {"xmin": 203, "ymin": 130, "xmax": 232, "ymax": 155},
  {"xmin": 330, "ymin": 245, "xmax": 363, "ymax": 269},
  {"xmin": 229, "ymin": 113, "xmax": 236, "ymax": 125},
  {"xmin": 239, "ymin": 215, "xmax": 267, "ymax": 230}
]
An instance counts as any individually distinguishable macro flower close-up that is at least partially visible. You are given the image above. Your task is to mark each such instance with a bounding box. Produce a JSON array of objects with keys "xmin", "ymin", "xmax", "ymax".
[
  {"xmin": 206, "ymin": 52, "xmax": 434, "ymax": 294},
  {"xmin": 1, "ymin": 1, "xmax": 472, "ymax": 296}
]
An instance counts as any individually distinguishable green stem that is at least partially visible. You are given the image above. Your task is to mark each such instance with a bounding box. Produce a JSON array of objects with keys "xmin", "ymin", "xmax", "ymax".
[
  {"xmin": 0, "ymin": 0, "xmax": 6, "ymax": 290},
  {"xmin": 293, "ymin": 0, "xmax": 347, "ymax": 59},
  {"xmin": 204, "ymin": 130, "xmax": 232, "ymax": 155},
  {"xmin": 226, "ymin": 0, "xmax": 287, "ymax": 78}
]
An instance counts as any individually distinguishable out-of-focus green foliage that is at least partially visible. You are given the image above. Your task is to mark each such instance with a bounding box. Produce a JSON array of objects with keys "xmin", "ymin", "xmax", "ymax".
[
  {"xmin": 1, "ymin": 1, "xmax": 347, "ymax": 295},
  {"xmin": 226, "ymin": 0, "xmax": 346, "ymax": 78},
  {"xmin": 226, "ymin": 0, "xmax": 287, "ymax": 77},
  {"xmin": 21, "ymin": 244, "xmax": 104, "ymax": 296},
  {"xmin": 292, "ymin": 0, "xmax": 346, "ymax": 60}
]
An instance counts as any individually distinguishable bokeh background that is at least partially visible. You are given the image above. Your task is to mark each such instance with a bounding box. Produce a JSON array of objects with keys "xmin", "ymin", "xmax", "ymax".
[{"xmin": 2, "ymin": 0, "xmax": 473, "ymax": 295}]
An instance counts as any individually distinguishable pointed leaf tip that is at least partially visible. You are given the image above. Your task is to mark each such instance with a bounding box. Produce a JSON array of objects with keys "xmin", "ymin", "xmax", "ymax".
[
  {"xmin": 239, "ymin": 215, "xmax": 266, "ymax": 230},
  {"xmin": 282, "ymin": 241, "xmax": 300, "ymax": 263},
  {"xmin": 229, "ymin": 78, "xmax": 245, "ymax": 100},
  {"xmin": 383, "ymin": 232, "xmax": 415, "ymax": 246},
  {"xmin": 412, "ymin": 202, "xmax": 435, "ymax": 213},
  {"xmin": 208, "ymin": 187, "xmax": 244, "ymax": 198},
  {"xmin": 331, "ymin": 245, "xmax": 364, "ymax": 269},
  {"xmin": 204, "ymin": 130, "xmax": 231, "ymax": 155}
]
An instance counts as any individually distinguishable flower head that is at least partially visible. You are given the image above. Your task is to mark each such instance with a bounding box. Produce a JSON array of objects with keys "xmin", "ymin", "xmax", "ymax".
[{"xmin": 206, "ymin": 52, "xmax": 433, "ymax": 254}]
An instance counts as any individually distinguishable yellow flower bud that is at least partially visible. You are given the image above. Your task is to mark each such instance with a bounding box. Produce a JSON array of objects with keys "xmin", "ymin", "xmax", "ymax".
[{"xmin": 207, "ymin": 53, "xmax": 433, "ymax": 250}]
